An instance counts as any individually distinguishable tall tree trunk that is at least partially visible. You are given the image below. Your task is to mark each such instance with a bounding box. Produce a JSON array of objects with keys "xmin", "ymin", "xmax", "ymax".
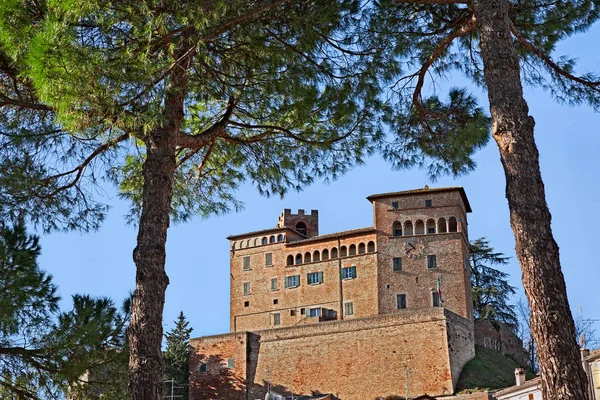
[
  {"xmin": 472, "ymin": 0, "xmax": 589, "ymax": 398},
  {"xmin": 128, "ymin": 49, "xmax": 192, "ymax": 400}
]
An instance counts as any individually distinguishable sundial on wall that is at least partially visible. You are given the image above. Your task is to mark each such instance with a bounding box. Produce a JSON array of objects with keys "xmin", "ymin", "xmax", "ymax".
[{"xmin": 403, "ymin": 238, "xmax": 425, "ymax": 259}]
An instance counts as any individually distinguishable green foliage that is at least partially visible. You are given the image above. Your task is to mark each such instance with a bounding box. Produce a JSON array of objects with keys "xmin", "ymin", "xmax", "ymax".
[
  {"xmin": 470, "ymin": 238, "xmax": 517, "ymax": 328},
  {"xmin": 0, "ymin": 220, "xmax": 129, "ymax": 399},
  {"xmin": 163, "ymin": 312, "xmax": 193, "ymax": 400},
  {"xmin": 0, "ymin": 0, "xmax": 387, "ymax": 231},
  {"xmin": 456, "ymin": 345, "xmax": 532, "ymax": 392}
]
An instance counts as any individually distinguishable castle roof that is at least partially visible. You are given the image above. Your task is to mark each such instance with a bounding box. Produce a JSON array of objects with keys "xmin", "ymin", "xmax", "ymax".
[
  {"xmin": 286, "ymin": 226, "xmax": 376, "ymax": 246},
  {"xmin": 366, "ymin": 186, "xmax": 472, "ymax": 212},
  {"xmin": 226, "ymin": 226, "xmax": 304, "ymax": 240}
]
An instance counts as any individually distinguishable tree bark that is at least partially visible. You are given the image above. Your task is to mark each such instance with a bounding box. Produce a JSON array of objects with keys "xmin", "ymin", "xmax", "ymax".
[
  {"xmin": 128, "ymin": 48, "xmax": 192, "ymax": 400},
  {"xmin": 472, "ymin": 0, "xmax": 589, "ymax": 398}
]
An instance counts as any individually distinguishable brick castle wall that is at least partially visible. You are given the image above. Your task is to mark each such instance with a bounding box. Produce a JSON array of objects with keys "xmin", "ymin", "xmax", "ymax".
[{"xmin": 190, "ymin": 309, "xmax": 474, "ymax": 400}]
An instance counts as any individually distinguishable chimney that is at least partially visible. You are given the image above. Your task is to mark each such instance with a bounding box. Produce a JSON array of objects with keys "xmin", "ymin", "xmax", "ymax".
[{"xmin": 515, "ymin": 368, "xmax": 526, "ymax": 386}]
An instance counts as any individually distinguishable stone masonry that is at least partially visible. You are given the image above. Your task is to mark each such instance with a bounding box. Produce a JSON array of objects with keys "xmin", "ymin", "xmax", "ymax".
[{"xmin": 190, "ymin": 187, "xmax": 477, "ymax": 399}]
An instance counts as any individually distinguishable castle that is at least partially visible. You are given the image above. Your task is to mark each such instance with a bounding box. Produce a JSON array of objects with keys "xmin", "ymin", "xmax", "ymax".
[{"xmin": 190, "ymin": 187, "xmax": 477, "ymax": 400}]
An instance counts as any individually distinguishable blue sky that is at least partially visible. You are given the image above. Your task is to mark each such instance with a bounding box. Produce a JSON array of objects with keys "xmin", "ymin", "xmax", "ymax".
[{"xmin": 36, "ymin": 24, "xmax": 600, "ymax": 344}]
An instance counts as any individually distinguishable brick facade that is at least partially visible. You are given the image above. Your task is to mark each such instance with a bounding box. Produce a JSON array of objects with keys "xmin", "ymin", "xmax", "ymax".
[{"xmin": 191, "ymin": 187, "xmax": 477, "ymax": 399}]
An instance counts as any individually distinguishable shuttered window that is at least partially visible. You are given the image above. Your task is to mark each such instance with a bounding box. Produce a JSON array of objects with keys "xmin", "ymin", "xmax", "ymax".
[
  {"xmin": 393, "ymin": 257, "xmax": 402, "ymax": 271},
  {"xmin": 243, "ymin": 256, "xmax": 251, "ymax": 270},
  {"xmin": 344, "ymin": 302, "xmax": 354, "ymax": 316},
  {"xmin": 265, "ymin": 253, "xmax": 273, "ymax": 266},
  {"xmin": 427, "ymin": 255, "xmax": 437, "ymax": 269},
  {"xmin": 341, "ymin": 266, "xmax": 357, "ymax": 279},
  {"xmin": 397, "ymin": 294, "xmax": 407, "ymax": 309},
  {"xmin": 307, "ymin": 271, "xmax": 323, "ymax": 285},
  {"xmin": 285, "ymin": 275, "xmax": 300, "ymax": 288}
]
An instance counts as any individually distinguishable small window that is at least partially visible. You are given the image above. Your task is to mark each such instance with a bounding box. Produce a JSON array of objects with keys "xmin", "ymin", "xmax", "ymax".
[
  {"xmin": 270, "ymin": 236, "xmax": 276, "ymax": 243},
  {"xmin": 290, "ymin": 309, "xmax": 296, "ymax": 316},
  {"xmin": 425, "ymin": 199, "xmax": 432, "ymax": 208},
  {"xmin": 285, "ymin": 275, "xmax": 300, "ymax": 288},
  {"xmin": 265, "ymin": 253, "xmax": 273, "ymax": 266},
  {"xmin": 273, "ymin": 313, "xmax": 281, "ymax": 325},
  {"xmin": 309, "ymin": 308, "xmax": 321, "ymax": 317},
  {"xmin": 271, "ymin": 278, "xmax": 278, "ymax": 291},
  {"xmin": 199, "ymin": 362, "xmax": 207, "ymax": 373},
  {"xmin": 393, "ymin": 222, "xmax": 402, "ymax": 237},
  {"xmin": 300, "ymin": 307, "xmax": 305, "ymax": 315},
  {"xmin": 432, "ymin": 291, "xmax": 440, "ymax": 307},
  {"xmin": 341, "ymin": 266, "xmax": 357, "ymax": 280},
  {"xmin": 427, "ymin": 227, "xmax": 436, "ymax": 234},
  {"xmin": 307, "ymin": 271, "xmax": 323, "ymax": 285},
  {"xmin": 243, "ymin": 282, "xmax": 250, "ymax": 295},
  {"xmin": 344, "ymin": 302, "xmax": 354, "ymax": 316},
  {"xmin": 244, "ymin": 301, "xmax": 249, "ymax": 307},
  {"xmin": 262, "ymin": 237, "xmax": 268, "ymax": 245},
  {"xmin": 273, "ymin": 298, "xmax": 278, "ymax": 305},
  {"xmin": 277, "ymin": 234, "xmax": 284, "ymax": 242},
  {"xmin": 227, "ymin": 358, "xmax": 235, "ymax": 369},
  {"xmin": 392, "ymin": 201, "xmax": 399, "ymax": 209},
  {"xmin": 427, "ymin": 255, "xmax": 437, "ymax": 269},
  {"xmin": 397, "ymin": 294, "xmax": 407, "ymax": 309},
  {"xmin": 243, "ymin": 256, "xmax": 251, "ymax": 271},
  {"xmin": 393, "ymin": 257, "xmax": 402, "ymax": 272}
]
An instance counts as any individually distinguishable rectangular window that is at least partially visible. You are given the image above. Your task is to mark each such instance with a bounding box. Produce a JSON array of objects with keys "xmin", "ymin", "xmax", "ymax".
[
  {"xmin": 199, "ymin": 362, "xmax": 207, "ymax": 373},
  {"xmin": 307, "ymin": 271, "xmax": 323, "ymax": 285},
  {"xmin": 227, "ymin": 358, "xmax": 234, "ymax": 369},
  {"xmin": 427, "ymin": 255, "xmax": 437, "ymax": 269},
  {"xmin": 341, "ymin": 266, "xmax": 357, "ymax": 280},
  {"xmin": 300, "ymin": 308, "xmax": 305, "ymax": 315},
  {"xmin": 244, "ymin": 301, "xmax": 249, "ymax": 307},
  {"xmin": 344, "ymin": 302, "xmax": 354, "ymax": 316},
  {"xmin": 392, "ymin": 201, "xmax": 399, "ymax": 209},
  {"xmin": 243, "ymin": 282, "xmax": 250, "ymax": 295},
  {"xmin": 427, "ymin": 227, "xmax": 436, "ymax": 234},
  {"xmin": 265, "ymin": 252, "xmax": 273, "ymax": 266},
  {"xmin": 271, "ymin": 278, "xmax": 278, "ymax": 291},
  {"xmin": 243, "ymin": 256, "xmax": 251, "ymax": 271},
  {"xmin": 285, "ymin": 275, "xmax": 300, "ymax": 288},
  {"xmin": 309, "ymin": 308, "xmax": 321, "ymax": 317},
  {"xmin": 290, "ymin": 309, "xmax": 296, "ymax": 316},
  {"xmin": 432, "ymin": 291, "xmax": 440, "ymax": 307},
  {"xmin": 397, "ymin": 294, "xmax": 407, "ymax": 309},
  {"xmin": 273, "ymin": 313, "xmax": 280, "ymax": 325},
  {"xmin": 273, "ymin": 299, "xmax": 278, "ymax": 305},
  {"xmin": 392, "ymin": 257, "xmax": 402, "ymax": 272},
  {"xmin": 425, "ymin": 199, "xmax": 433, "ymax": 208}
]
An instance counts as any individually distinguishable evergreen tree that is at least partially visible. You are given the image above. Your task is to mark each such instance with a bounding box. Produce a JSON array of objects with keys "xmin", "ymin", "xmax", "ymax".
[
  {"xmin": 0, "ymin": 2, "xmax": 385, "ymax": 398},
  {"xmin": 469, "ymin": 238, "xmax": 517, "ymax": 327},
  {"xmin": 163, "ymin": 312, "xmax": 193, "ymax": 400},
  {"xmin": 0, "ymin": 220, "xmax": 130, "ymax": 399},
  {"xmin": 367, "ymin": 0, "xmax": 599, "ymax": 397}
]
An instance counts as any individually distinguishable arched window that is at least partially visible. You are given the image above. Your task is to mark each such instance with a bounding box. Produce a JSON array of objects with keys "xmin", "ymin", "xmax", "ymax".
[
  {"xmin": 313, "ymin": 250, "xmax": 320, "ymax": 262},
  {"xmin": 296, "ymin": 222, "xmax": 307, "ymax": 236},
  {"xmin": 358, "ymin": 243, "xmax": 366, "ymax": 254},
  {"xmin": 247, "ymin": 239, "xmax": 252, "ymax": 247},
  {"xmin": 287, "ymin": 255, "xmax": 294, "ymax": 266},
  {"xmin": 270, "ymin": 236, "xmax": 276, "ymax": 243},
  {"xmin": 404, "ymin": 221, "xmax": 414, "ymax": 236},
  {"xmin": 340, "ymin": 246, "xmax": 347, "ymax": 257},
  {"xmin": 277, "ymin": 234, "xmax": 284, "ymax": 242},
  {"xmin": 304, "ymin": 252, "xmax": 312, "ymax": 263},
  {"xmin": 438, "ymin": 218, "xmax": 447, "ymax": 233},
  {"xmin": 367, "ymin": 241, "xmax": 375, "ymax": 253},
  {"xmin": 415, "ymin": 220, "xmax": 424, "ymax": 235},
  {"xmin": 449, "ymin": 217, "xmax": 458, "ymax": 232},
  {"xmin": 262, "ymin": 237, "xmax": 268, "ymax": 245},
  {"xmin": 254, "ymin": 238, "xmax": 259, "ymax": 246},
  {"xmin": 349, "ymin": 244, "xmax": 356, "ymax": 256},
  {"xmin": 393, "ymin": 221, "xmax": 402, "ymax": 237},
  {"xmin": 232, "ymin": 241, "xmax": 237, "ymax": 250},
  {"xmin": 331, "ymin": 247, "xmax": 338, "ymax": 258},
  {"xmin": 295, "ymin": 254, "xmax": 303, "ymax": 265},
  {"xmin": 322, "ymin": 249, "xmax": 330, "ymax": 260},
  {"xmin": 426, "ymin": 219, "xmax": 436, "ymax": 234}
]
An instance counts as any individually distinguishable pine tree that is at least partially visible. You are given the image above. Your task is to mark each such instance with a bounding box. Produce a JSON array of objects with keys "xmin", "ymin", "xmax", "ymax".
[
  {"xmin": 469, "ymin": 238, "xmax": 517, "ymax": 327},
  {"xmin": 367, "ymin": 1, "xmax": 599, "ymax": 397},
  {"xmin": 0, "ymin": 2, "xmax": 385, "ymax": 398},
  {"xmin": 0, "ymin": 220, "xmax": 130, "ymax": 399},
  {"xmin": 163, "ymin": 312, "xmax": 193, "ymax": 400}
]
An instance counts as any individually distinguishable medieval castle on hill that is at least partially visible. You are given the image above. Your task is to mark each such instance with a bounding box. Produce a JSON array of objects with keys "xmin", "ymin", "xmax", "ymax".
[{"xmin": 190, "ymin": 187, "xmax": 478, "ymax": 400}]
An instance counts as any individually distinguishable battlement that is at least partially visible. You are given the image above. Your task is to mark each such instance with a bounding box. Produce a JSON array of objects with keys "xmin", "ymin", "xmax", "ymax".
[{"xmin": 277, "ymin": 209, "xmax": 319, "ymax": 238}]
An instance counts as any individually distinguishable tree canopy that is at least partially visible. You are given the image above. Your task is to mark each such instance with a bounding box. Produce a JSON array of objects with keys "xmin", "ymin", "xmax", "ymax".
[
  {"xmin": 0, "ymin": 220, "xmax": 129, "ymax": 399},
  {"xmin": 470, "ymin": 237, "xmax": 517, "ymax": 327}
]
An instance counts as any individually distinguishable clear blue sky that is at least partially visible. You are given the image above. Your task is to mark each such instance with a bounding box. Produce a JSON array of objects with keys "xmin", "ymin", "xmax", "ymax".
[{"xmin": 36, "ymin": 24, "xmax": 600, "ymax": 345}]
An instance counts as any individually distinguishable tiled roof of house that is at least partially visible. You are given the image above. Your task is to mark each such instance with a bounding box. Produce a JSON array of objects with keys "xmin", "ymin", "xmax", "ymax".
[
  {"xmin": 367, "ymin": 186, "xmax": 472, "ymax": 212},
  {"xmin": 286, "ymin": 226, "xmax": 376, "ymax": 246}
]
